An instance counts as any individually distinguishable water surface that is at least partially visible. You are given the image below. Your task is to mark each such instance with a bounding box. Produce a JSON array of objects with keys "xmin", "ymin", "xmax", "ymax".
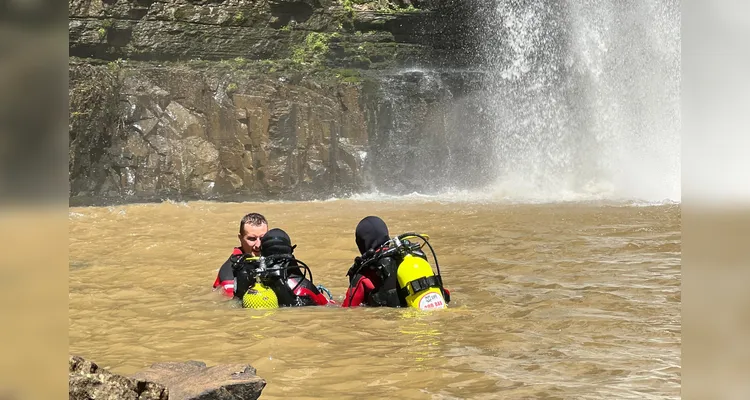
[{"xmin": 69, "ymin": 199, "xmax": 680, "ymax": 399}]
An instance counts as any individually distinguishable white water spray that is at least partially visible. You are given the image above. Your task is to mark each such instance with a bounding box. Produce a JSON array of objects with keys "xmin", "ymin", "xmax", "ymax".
[{"xmin": 480, "ymin": 0, "xmax": 680, "ymax": 202}]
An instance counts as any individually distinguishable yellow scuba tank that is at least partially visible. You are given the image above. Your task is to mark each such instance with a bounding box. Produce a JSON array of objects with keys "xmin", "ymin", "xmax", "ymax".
[
  {"xmin": 396, "ymin": 254, "xmax": 446, "ymax": 311},
  {"xmin": 242, "ymin": 281, "xmax": 279, "ymax": 309}
]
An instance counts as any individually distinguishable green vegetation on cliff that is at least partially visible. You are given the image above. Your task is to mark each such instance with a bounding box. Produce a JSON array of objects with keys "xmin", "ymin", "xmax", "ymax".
[
  {"xmin": 342, "ymin": 0, "xmax": 421, "ymax": 13},
  {"xmin": 292, "ymin": 32, "xmax": 336, "ymax": 67},
  {"xmin": 67, "ymin": 0, "xmax": 478, "ymax": 203}
]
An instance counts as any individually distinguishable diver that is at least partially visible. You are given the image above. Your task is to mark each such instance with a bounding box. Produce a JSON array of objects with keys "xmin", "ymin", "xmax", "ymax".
[
  {"xmin": 342, "ymin": 216, "xmax": 451, "ymax": 309},
  {"xmin": 213, "ymin": 212, "xmax": 268, "ymax": 298},
  {"xmin": 233, "ymin": 228, "xmax": 333, "ymax": 308}
]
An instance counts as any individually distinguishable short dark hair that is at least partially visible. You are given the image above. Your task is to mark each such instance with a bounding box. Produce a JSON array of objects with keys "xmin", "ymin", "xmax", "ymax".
[{"xmin": 239, "ymin": 213, "xmax": 268, "ymax": 234}]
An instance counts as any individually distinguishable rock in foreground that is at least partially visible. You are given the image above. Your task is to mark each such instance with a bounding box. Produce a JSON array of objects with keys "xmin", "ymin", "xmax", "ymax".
[
  {"xmin": 131, "ymin": 361, "xmax": 265, "ymax": 400},
  {"xmin": 69, "ymin": 356, "xmax": 266, "ymax": 400},
  {"xmin": 69, "ymin": 355, "xmax": 168, "ymax": 400}
]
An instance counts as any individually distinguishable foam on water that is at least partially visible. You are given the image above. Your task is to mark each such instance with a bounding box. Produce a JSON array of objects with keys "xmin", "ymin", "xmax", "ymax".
[{"xmin": 344, "ymin": 188, "xmax": 677, "ymax": 207}]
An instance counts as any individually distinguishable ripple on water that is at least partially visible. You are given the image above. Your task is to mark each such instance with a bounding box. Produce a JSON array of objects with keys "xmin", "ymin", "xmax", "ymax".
[{"xmin": 69, "ymin": 202, "xmax": 680, "ymax": 399}]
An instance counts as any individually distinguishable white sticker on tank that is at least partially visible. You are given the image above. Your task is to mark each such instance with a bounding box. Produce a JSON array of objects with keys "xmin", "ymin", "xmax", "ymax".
[{"xmin": 418, "ymin": 292, "xmax": 446, "ymax": 310}]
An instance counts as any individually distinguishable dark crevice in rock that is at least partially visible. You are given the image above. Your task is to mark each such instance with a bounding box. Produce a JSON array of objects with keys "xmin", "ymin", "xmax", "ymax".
[
  {"xmin": 269, "ymin": 0, "xmax": 317, "ymax": 27},
  {"xmin": 68, "ymin": 16, "xmax": 145, "ymax": 21},
  {"xmin": 107, "ymin": 26, "xmax": 134, "ymax": 47},
  {"xmin": 127, "ymin": 7, "xmax": 150, "ymax": 19},
  {"xmin": 173, "ymin": 100, "xmax": 207, "ymax": 117},
  {"xmin": 135, "ymin": 127, "xmax": 167, "ymax": 156},
  {"xmin": 133, "ymin": 0, "xmax": 155, "ymax": 7}
]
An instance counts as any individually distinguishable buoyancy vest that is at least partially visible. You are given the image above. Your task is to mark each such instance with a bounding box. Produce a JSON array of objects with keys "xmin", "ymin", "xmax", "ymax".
[
  {"xmin": 345, "ymin": 239, "xmax": 450, "ymax": 309},
  {"xmin": 233, "ymin": 254, "xmax": 331, "ymax": 307},
  {"xmin": 347, "ymin": 254, "xmax": 404, "ymax": 307}
]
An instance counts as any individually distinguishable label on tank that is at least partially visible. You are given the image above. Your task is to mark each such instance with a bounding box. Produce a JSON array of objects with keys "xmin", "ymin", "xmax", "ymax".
[{"xmin": 418, "ymin": 292, "xmax": 446, "ymax": 310}]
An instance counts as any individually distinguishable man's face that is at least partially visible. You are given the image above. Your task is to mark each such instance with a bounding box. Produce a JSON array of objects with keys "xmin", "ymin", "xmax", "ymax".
[{"xmin": 238, "ymin": 223, "xmax": 268, "ymax": 255}]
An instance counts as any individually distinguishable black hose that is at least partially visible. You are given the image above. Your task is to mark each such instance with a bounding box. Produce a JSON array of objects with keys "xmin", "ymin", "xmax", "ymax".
[
  {"xmin": 398, "ymin": 232, "xmax": 442, "ymax": 277},
  {"xmin": 290, "ymin": 259, "xmax": 313, "ymax": 292},
  {"xmin": 345, "ymin": 233, "xmax": 443, "ymax": 306},
  {"xmin": 255, "ymin": 254, "xmax": 315, "ymax": 294}
]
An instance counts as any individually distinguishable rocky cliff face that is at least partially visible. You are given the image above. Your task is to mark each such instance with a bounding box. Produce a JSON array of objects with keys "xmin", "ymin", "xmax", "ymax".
[
  {"xmin": 70, "ymin": 58, "xmax": 374, "ymax": 203},
  {"xmin": 69, "ymin": 0, "xmax": 483, "ymax": 205}
]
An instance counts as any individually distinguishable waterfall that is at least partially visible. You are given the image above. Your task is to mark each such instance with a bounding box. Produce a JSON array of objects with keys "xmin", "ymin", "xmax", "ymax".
[
  {"xmin": 365, "ymin": 69, "xmax": 497, "ymax": 195},
  {"xmin": 362, "ymin": 0, "xmax": 679, "ymax": 203},
  {"xmin": 478, "ymin": 0, "xmax": 681, "ymax": 202}
]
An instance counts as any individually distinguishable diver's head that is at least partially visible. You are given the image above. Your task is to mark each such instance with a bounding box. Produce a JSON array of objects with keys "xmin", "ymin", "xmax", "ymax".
[
  {"xmin": 261, "ymin": 228, "xmax": 295, "ymax": 257},
  {"xmin": 238, "ymin": 213, "xmax": 268, "ymax": 256},
  {"xmin": 355, "ymin": 216, "xmax": 390, "ymax": 255}
]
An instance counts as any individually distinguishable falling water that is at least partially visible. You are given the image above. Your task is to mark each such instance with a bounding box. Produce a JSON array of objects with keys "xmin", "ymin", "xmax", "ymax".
[
  {"xmin": 478, "ymin": 0, "xmax": 680, "ymax": 202},
  {"xmin": 365, "ymin": 69, "xmax": 498, "ymax": 195}
]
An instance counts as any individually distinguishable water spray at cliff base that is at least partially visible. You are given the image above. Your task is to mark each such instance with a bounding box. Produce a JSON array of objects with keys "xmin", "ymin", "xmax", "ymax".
[{"xmin": 355, "ymin": 0, "xmax": 680, "ymax": 205}]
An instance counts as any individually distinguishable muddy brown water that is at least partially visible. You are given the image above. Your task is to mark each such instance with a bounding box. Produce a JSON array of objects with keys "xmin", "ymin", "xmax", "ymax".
[{"xmin": 69, "ymin": 199, "xmax": 680, "ymax": 399}]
